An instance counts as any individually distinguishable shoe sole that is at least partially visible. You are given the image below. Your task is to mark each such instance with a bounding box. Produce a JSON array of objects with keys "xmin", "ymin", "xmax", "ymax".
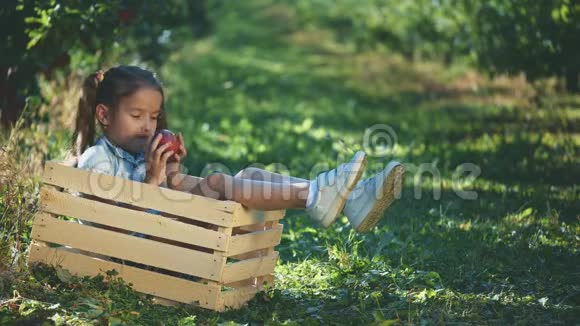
[
  {"xmin": 355, "ymin": 162, "xmax": 405, "ymax": 233},
  {"xmin": 320, "ymin": 151, "xmax": 368, "ymax": 227}
]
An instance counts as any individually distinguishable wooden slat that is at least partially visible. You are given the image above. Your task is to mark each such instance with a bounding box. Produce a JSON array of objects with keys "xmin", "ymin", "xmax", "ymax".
[
  {"xmin": 259, "ymin": 273, "xmax": 275, "ymax": 287},
  {"xmin": 224, "ymin": 273, "xmax": 275, "ymax": 289},
  {"xmin": 220, "ymin": 286, "xmax": 260, "ymax": 311},
  {"xmin": 28, "ymin": 244, "xmax": 220, "ymax": 310},
  {"xmin": 230, "ymin": 248, "xmax": 270, "ymax": 261},
  {"xmin": 31, "ymin": 213, "xmax": 225, "ymax": 281},
  {"xmin": 42, "ymin": 161, "xmax": 239, "ymax": 227},
  {"xmin": 256, "ymin": 221, "xmax": 277, "ymax": 287},
  {"xmin": 152, "ymin": 297, "xmax": 180, "ymax": 306},
  {"xmin": 201, "ymin": 225, "xmax": 232, "ymax": 290},
  {"xmin": 226, "ymin": 224, "xmax": 283, "ymax": 257},
  {"xmin": 221, "ymin": 252, "xmax": 278, "ymax": 284},
  {"xmin": 231, "ymin": 206, "xmax": 285, "ymax": 227},
  {"xmin": 238, "ymin": 222, "xmax": 271, "ymax": 233},
  {"xmin": 39, "ymin": 187, "xmax": 229, "ymax": 251}
]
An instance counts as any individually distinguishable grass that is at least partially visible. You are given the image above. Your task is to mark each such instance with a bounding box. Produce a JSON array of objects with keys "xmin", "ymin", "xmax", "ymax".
[{"xmin": 1, "ymin": 0, "xmax": 579, "ymax": 324}]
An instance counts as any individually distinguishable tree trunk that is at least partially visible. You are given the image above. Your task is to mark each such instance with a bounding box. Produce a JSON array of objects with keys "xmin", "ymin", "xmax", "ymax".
[{"xmin": 0, "ymin": 65, "xmax": 26, "ymax": 132}]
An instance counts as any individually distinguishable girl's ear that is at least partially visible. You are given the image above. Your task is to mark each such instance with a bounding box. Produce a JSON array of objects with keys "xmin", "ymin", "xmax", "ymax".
[{"xmin": 96, "ymin": 104, "xmax": 111, "ymax": 128}]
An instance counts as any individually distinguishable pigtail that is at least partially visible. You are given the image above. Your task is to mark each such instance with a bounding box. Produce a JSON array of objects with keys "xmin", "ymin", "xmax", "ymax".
[{"xmin": 71, "ymin": 73, "xmax": 99, "ymax": 156}]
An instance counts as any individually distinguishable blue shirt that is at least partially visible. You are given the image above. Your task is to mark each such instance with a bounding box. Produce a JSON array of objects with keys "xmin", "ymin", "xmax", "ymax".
[
  {"xmin": 76, "ymin": 135, "xmax": 162, "ymax": 236},
  {"xmin": 77, "ymin": 135, "xmax": 148, "ymax": 183}
]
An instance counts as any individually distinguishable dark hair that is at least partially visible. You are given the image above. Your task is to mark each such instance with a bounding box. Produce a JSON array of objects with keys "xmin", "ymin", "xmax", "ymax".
[{"xmin": 71, "ymin": 65, "xmax": 168, "ymax": 156}]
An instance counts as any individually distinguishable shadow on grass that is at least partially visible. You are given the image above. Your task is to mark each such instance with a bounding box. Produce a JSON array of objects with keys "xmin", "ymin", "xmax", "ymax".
[{"xmin": 271, "ymin": 184, "xmax": 578, "ymax": 319}]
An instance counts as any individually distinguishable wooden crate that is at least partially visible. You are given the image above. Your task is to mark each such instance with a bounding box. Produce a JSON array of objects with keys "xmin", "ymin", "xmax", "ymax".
[{"xmin": 28, "ymin": 161, "xmax": 285, "ymax": 311}]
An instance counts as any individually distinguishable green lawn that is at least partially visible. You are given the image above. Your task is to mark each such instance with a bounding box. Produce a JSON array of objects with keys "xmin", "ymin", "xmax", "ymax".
[{"xmin": 1, "ymin": 1, "xmax": 579, "ymax": 324}]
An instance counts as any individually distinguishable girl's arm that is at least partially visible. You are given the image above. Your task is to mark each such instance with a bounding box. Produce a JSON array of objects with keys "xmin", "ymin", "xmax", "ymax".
[
  {"xmin": 167, "ymin": 171, "xmax": 204, "ymax": 192},
  {"xmin": 165, "ymin": 132, "xmax": 188, "ymax": 191}
]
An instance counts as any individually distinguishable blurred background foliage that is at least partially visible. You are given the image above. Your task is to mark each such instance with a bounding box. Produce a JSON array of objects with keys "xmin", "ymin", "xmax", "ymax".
[
  {"xmin": 290, "ymin": 0, "xmax": 579, "ymax": 91},
  {"xmin": 0, "ymin": 0, "xmax": 579, "ymax": 324},
  {"xmin": 1, "ymin": 0, "xmax": 579, "ymax": 132},
  {"xmin": 1, "ymin": 0, "xmax": 211, "ymax": 128}
]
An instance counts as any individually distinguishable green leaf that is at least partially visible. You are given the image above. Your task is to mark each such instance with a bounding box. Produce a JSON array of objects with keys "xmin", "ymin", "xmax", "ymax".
[{"xmin": 56, "ymin": 267, "xmax": 73, "ymax": 284}]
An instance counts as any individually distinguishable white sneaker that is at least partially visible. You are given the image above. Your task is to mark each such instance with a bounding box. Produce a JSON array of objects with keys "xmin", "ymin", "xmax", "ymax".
[
  {"xmin": 306, "ymin": 151, "xmax": 367, "ymax": 227},
  {"xmin": 344, "ymin": 161, "xmax": 405, "ymax": 232}
]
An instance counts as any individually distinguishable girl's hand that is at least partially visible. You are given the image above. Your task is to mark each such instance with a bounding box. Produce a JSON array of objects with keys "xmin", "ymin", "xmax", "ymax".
[
  {"xmin": 169, "ymin": 132, "xmax": 187, "ymax": 164},
  {"xmin": 144, "ymin": 133, "xmax": 175, "ymax": 186},
  {"xmin": 166, "ymin": 132, "xmax": 187, "ymax": 175},
  {"xmin": 166, "ymin": 132, "xmax": 188, "ymax": 190}
]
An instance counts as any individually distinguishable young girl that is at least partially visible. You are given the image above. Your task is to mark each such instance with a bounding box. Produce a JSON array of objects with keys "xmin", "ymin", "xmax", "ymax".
[{"xmin": 71, "ymin": 65, "xmax": 404, "ymax": 233}]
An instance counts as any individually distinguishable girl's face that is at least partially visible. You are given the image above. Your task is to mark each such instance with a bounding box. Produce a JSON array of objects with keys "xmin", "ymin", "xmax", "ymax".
[{"xmin": 96, "ymin": 88, "xmax": 163, "ymax": 155}]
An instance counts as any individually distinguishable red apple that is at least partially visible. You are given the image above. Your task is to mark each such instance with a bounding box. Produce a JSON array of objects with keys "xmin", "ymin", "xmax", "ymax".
[{"xmin": 156, "ymin": 129, "xmax": 181, "ymax": 161}]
